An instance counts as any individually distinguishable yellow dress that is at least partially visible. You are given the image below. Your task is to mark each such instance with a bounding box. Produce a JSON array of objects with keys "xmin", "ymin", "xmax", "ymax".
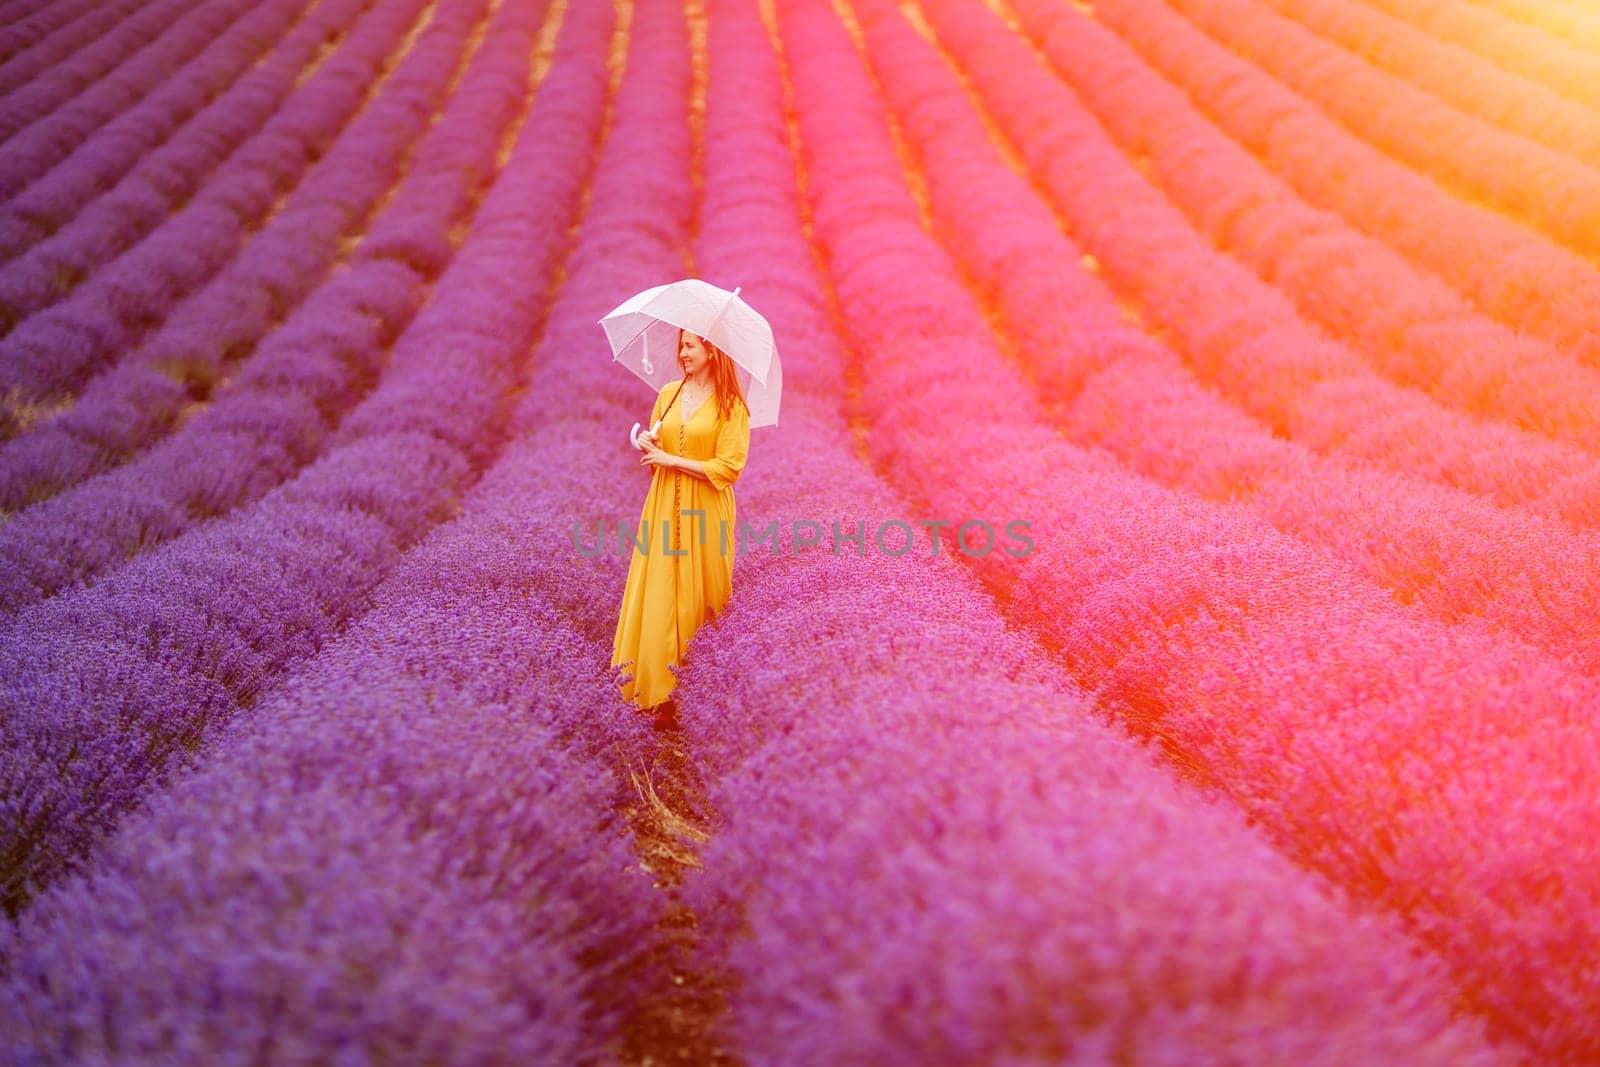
[{"xmin": 611, "ymin": 380, "xmax": 751, "ymax": 709}]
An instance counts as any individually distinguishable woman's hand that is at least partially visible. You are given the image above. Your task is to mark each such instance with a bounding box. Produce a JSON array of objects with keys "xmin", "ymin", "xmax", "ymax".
[{"xmin": 638, "ymin": 437, "xmax": 675, "ymax": 470}]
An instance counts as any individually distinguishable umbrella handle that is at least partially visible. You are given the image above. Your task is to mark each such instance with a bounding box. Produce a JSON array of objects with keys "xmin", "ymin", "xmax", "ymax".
[{"xmin": 630, "ymin": 419, "xmax": 663, "ymax": 450}]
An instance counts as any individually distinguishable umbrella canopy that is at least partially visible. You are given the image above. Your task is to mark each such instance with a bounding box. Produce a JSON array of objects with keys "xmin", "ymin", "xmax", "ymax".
[{"xmin": 598, "ymin": 278, "xmax": 783, "ymax": 428}]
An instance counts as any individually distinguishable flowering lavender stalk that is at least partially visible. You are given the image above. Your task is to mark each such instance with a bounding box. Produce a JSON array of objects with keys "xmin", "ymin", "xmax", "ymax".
[{"xmin": 0, "ymin": 0, "xmax": 618, "ymax": 916}]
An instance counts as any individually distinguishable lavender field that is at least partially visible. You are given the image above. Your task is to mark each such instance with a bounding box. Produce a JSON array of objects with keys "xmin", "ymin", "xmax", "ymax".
[{"xmin": 3, "ymin": 0, "xmax": 1599, "ymax": 1061}]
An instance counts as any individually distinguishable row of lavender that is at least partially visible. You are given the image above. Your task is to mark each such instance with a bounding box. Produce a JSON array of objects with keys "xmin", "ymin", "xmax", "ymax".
[
  {"xmin": 0, "ymin": 0, "xmax": 413, "ymax": 415},
  {"xmin": 781, "ymin": 0, "xmax": 1600, "ymax": 1058},
  {"xmin": 985, "ymin": 0, "xmax": 1600, "ymax": 521},
  {"xmin": 0, "ymin": 1, "xmax": 681, "ymax": 1058},
  {"xmin": 0, "ymin": 0, "xmax": 536, "ymax": 615},
  {"xmin": 1256, "ymin": 0, "xmax": 1600, "ymax": 155},
  {"xmin": 2, "ymin": 0, "xmax": 1505, "ymax": 1059},
  {"xmin": 1484, "ymin": 0, "xmax": 1600, "ymax": 49},
  {"xmin": 855, "ymin": 0, "xmax": 1600, "ymax": 678},
  {"xmin": 0, "ymin": 0, "xmax": 318, "ymax": 260},
  {"xmin": 0, "ymin": 0, "xmax": 146, "ymax": 94},
  {"xmin": 993, "ymin": 0, "xmax": 1600, "ymax": 520},
  {"xmin": 1092, "ymin": 0, "xmax": 1600, "ymax": 375},
  {"xmin": 648, "ymin": 0, "xmax": 1502, "ymax": 1059},
  {"xmin": 1005, "ymin": 0, "xmax": 1600, "ymax": 466},
  {"xmin": 0, "ymin": 0, "xmax": 267, "ymax": 186},
  {"xmin": 0, "ymin": 0, "xmax": 608, "ymax": 918},
  {"xmin": 1359, "ymin": 0, "xmax": 1600, "ymax": 109},
  {"xmin": 0, "ymin": 0, "xmax": 231, "ymax": 142},
  {"xmin": 1165, "ymin": 0, "xmax": 1600, "ymax": 262}
]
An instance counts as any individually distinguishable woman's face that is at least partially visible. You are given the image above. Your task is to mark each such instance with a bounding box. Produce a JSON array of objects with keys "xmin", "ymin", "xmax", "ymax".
[{"xmin": 679, "ymin": 331, "xmax": 713, "ymax": 380}]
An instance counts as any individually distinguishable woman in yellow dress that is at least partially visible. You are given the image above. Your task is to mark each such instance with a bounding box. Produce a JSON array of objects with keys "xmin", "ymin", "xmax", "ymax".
[{"xmin": 611, "ymin": 328, "xmax": 751, "ymax": 711}]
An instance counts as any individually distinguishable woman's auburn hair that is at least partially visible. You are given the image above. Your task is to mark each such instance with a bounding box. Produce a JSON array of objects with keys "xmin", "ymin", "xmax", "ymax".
[{"xmin": 684, "ymin": 329, "xmax": 750, "ymax": 423}]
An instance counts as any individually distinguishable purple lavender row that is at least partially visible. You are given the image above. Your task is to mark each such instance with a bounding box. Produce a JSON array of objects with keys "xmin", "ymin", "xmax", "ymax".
[
  {"xmin": 0, "ymin": 7, "xmax": 686, "ymax": 1055},
  {"xmin": 669, "ymin": 3, "xmax": 1499, "ymax": 1058},
  {"xmin": 0, "ymin": 0, "xmax": 535, "ymax": 518},
  {"xmin": 0, "ymin": 590, "xmax": 657, "ymax": 1062},
  {"xmin": 0, "ymin": 0, "xmax": 256, "ymax": 146},
  {"xmin": 0, "ymin": 0, "xmax": 123, "ymax": 87},
  {"xmin": 0, "ymin": 0, "xmax": 533, "ymax": 613},
  {"xmin": 0, "ymin": 0, "xmax": 614, "ymax": 918},
  {"xmin": 0, "ymin": 0, "xmax": 324, "ymax": 255},
  {"xmin": 0, "ymin": 0, "xmax": 427, "ymax": 407}
]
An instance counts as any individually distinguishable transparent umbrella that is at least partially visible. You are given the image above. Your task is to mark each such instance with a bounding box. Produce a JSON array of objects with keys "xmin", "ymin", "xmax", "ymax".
[{"xmin": 598, "ymin": 278, "xmax": 782, "ymax": 445}]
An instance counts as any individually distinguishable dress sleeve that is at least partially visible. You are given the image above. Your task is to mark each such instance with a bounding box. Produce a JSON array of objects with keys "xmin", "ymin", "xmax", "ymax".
[
  {"xmin": 650, "ymin": 387, "xmax": 669, "ymax": 427},
  {"xmin": 703, "ymin": 400, "xmax": 751, "ymax": 492}
]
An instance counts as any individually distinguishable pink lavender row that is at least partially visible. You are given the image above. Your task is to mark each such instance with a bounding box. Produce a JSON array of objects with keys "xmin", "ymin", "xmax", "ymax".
[
  {"xmin": 0, "ymin": 0, "xmax": 256, "ymax": 151},
  {"xmin": 777, "ymin": 0, "xmax": 1600, "ymax": 1057},
  {"xmin": 1161, "ymin": 0, "xmax": 1600, "ymax": 263},
  {"xmin": 0, "ymin": 0, "xmax": 616, "ymax": 917},
  {"xmin": 660, "ymin": 2, "xmax": 1501, "ymax": 1057},
  {"xmin": 0, "ymin": 4, "xmax": 695, "ymax": 1053},
  {"xmin": 0, "ymin": 0, "xmax": 425, "ymax": 408},
  {"xmin": 1078, "ymin": 0, "xmax": 1600, "ymax": 373},
  {"xmin": 952, "ymin": 0, "xmax": 1600, "ymax": 527},
  {"xmin": 1259, "ymin": 0, "xmax": 1600, "ymax": 164},
  {"xmin": 0, "ymin": 0, "xmax": 132, "ymax": 94},
  {"xmin": 0, "ymin": 0, "xmax": 323, "ymax": 258},
  {"xmin": 861, "ymin": 0, "xmax": 1600, "ymax": 676},
  {"xmin": 0, "ymin": 587, "xmax": 657, "ymax": 1062},
  {"xmin": 983, "ymin": 0, "xmax": 1600, "ymax": 465},
  {"xmin": 1359, "ymin": 0, "xmax": 1600, "ymax": 109},
  {"xmin": 0, "ymin": 0, "xmax": 532, "ymax": 613},
  {"xmin": 0, "ymin": 0, "xmax": 144, "ymax": 74},
  {"xmin": 0, "ymin": 0, "xmax": 543, "ymax": 520}
]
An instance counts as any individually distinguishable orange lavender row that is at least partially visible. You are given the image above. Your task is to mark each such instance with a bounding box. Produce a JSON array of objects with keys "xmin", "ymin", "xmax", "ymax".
[
  {"xmin": 1355, "ymin": 0, "xmax": 1600, "ymax": 110},
  {"xmin": 994, "ymin": 0, "xmax": 1600, "ymax": 464},
  {"xmin": 1258, "ymin": 0, "xmax": 1600, "ymax": 166},
  {"xmin": 1082, "ymin": 0, "xmax": 1600, "ymax": 370},
  {"xmin": 918, "ymin": 0, "xmax": 1599, "ymax": 526},
  {"xmin": 1473, "ymin": 0, "xmax": 1600, "ymax": 50},
  {"xmin": 1158, "ymin": 0, "xmax": 1600, "ymax": 263},
  {"xmin": 781, "ymin": 0, "xmax": 1600, "ymax": 1057}
]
